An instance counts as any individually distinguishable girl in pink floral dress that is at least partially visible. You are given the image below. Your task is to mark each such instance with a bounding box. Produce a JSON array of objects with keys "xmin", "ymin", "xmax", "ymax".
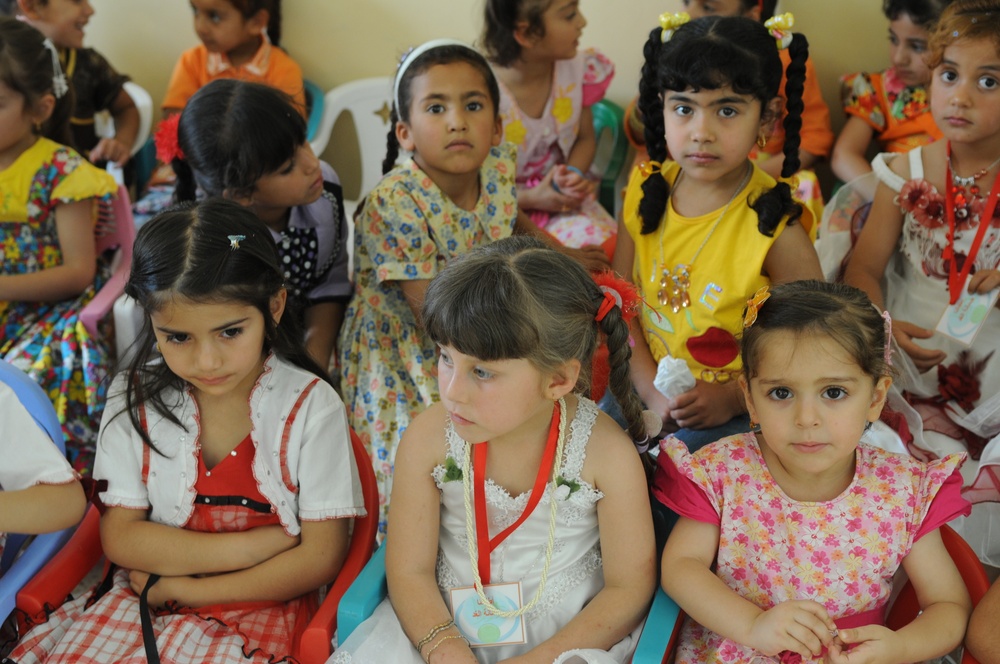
[
  {"xmin": 481, "ymin": 0, "xmax": 617, "ymax": 252},
  {"xmin": 657, "ymin": 280, "xmax": 971, "ymax": 664},
  {"xmin": 845, "ymin": 0, "xmax": 1000, "ymax": 568}
]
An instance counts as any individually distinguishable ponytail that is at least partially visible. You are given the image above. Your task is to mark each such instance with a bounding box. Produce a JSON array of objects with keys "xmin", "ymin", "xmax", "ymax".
[
  {"xmin": 382, "ymin": 106, "xmax": 401, "ymax": 175},
  {"xmin": 597, "ymin": 304, "xmax": 647, "ymax": 444},
  {"xmin": 636, "ymin": 26, "xmax": 671, "ymax": 236}
]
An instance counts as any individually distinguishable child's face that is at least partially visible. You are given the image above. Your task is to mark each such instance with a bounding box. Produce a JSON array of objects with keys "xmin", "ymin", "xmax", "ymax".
[
  {"xmin": 888, "ymin": 13, "xmax": 932, "ymax": 88},
  {"xmin": 189, "ymin": 0, "xmax": 265, "ymax": 58},
  {"xmin": 437, "ymin": 344, "xmax": 573, "ymax": 447},
  {"xmin": 0, "ymin": 82, "xmax": 50, "ymax": 168},
  {"xmin": 681, "ymin": 0, "xmax": 758, "ymax": 20},
  {"xmin": 524, "ymin": 0, "xmax": 586, "ymax": 62},
  {"xmin": 238, "ymin": 143, "xmax": 323, "ymax": 226},
  {"xmin": 740, "ymin": 330, "xmax": 891, "ymax": 490},
  {"xmin": 930, "ymin": 37, "xmax": 1000, "ymax": 149},
  {"xmin": 662, "ymin": 84, "xmax": 773, "ymax": 187},
  {"xmin": 150, "ymin": 294, "xmax": 284, "ymax": 400},
  {"xmin": 396, "ymin": 62, "xmax": 502, "ymax": 185},
  {"xmin": 24, "ymin": 0, "xmax": 94, "ymax": 50}
]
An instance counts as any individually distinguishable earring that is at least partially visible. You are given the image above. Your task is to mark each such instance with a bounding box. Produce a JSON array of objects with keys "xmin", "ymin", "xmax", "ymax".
[
  {"xmin": 756, "ymin": 132, "xmax": 768, "ymax": 150},
  {"xmin": 749, "ymin": 420, "xmax": 761, "ymax": 432},
  {"xmin": 33, "ymin": 121, "xmax": 43, "ymax": 134},
  {"xmin": 864, "ymin": 421, "xmax": 873, "ymax": 432},
  {"xmin": 154, "ymin": 342, "xmax": 160, "ymax": 353}
]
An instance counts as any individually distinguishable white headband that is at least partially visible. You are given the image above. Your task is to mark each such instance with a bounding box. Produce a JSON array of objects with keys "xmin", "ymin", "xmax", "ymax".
[{"xmin": 393, "ymin": 38, "xmax": 471, "ymax": 114}]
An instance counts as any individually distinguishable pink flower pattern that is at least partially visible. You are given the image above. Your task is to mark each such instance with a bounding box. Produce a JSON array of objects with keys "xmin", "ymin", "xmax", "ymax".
[{"xmin": 662, "ymin": 434, "xmax": 965, "ymax": 663}]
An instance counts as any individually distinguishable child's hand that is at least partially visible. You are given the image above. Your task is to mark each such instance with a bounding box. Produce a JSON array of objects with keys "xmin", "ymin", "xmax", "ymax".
[
  {"xmin": 667, "ymin": 380, "xmax": 743, "ymax": 430},
  {"xmin": 552, "ymin": 164, "xmax": 594, "ymax": 201},
  {"xmin": 89, "ymin": 137, "xmax": 132, "ymax": 166},
  {"xmin": 560, "ymin": 244, "xmax": 611, "ymax": 271},
  {"xmin": 825, "ymin": 625, "xmax": 900, "ymax": 664},
  {"xmin": 968, "ymin": 269, "xmax": 1000, "ymax": 296},
  {"xmin": 243, "ymin": 524, "xmax": 301, "ymax": 567},
  {"xmin": 892, "ymin": 321, "xmax": 947, "ymax": 373},
  {"xmin": 521, "ymin": 169, "xmax": 581, "ymax": 213},
  {"xmin": 747, "ymin": 600, "xmax": 837, "ymax": 659},
  {"xmin": 128, "ymin": 570, "xmax": 189, "ymax": 608}
]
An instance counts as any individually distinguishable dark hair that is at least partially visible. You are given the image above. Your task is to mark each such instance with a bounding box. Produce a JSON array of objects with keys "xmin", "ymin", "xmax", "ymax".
[
  {"xmin": 883, "ymin": 0, "xmax": 956, "ymax": 28},
  {"xmin": 741, "ymin": 280, "xmax": 891, "ymax": 381},
  {"xmin": 481, "ymin": 0, "xmax": 552, "ymax": 67},
  {"xmin": 422, "ymin": 236, "xmax": 647, "ymax": 443},
  {"xmin": 121, "ymin": 198, "xmax": 330, "ymax": 452},
  {"xmin": 173, "ymin": 79, "xmax": 306, "ymax": 202},
  {"xmin": 382, "ymin": 43, "xmax": 501, "ymax": 175},
  {"xmin": 636, "ymin": 15, "xmax": 806, "ymax": 237},
  {"xmin": 226, "ymin": 0, "xmax": 282, "ymax": 47},
  {"xmin": 0, "ymin": 0, "xmax": 20, "ymax": 15},
  {"xmin": 0, "ymin": 17, "xmax": 72, "ymax": 145},
  {"xmin": 927, "ymin": 0, "xmax": 1000, "ymax": 67}
]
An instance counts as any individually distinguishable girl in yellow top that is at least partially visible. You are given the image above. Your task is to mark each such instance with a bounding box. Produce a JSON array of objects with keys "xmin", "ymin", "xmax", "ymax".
[
  {"xmin": 608, "ymin": 14, "xmax": 821, "ymax": 467},
  {"xmin": 0, "ymin": 18, "xmax": 116, "ymax": 473}
]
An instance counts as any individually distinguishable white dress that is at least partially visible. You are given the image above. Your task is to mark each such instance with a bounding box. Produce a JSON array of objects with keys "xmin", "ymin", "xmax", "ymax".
[
  {"xmin": 873, "ymin": 147, "xmax": 1000, "ymax": 567},
  {"xmin": 330, "ymin": 398, "xmax": 641, "ymax": 663}
]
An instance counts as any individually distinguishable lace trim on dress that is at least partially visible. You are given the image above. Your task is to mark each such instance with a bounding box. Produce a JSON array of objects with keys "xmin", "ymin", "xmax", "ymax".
[{"xmin": 525, "ymin": 544, "xmax": 603, "ymax": 622}]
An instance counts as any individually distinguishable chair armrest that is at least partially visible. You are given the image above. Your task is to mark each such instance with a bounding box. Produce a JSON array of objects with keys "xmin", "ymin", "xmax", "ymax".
[
  {"xmin": 15, "ymin": 505, "xmax": 103, "ymax": 633},
  {"xmin": 336, "ymin": 544, "xmax": 388, "ymax": 645},
  {"xmin": 0, "ymin": 527, "xmax": 75, "ymax": 623},
  {"xmin": 80, "ymin": 267, "xmax": 128, "ymax": 339},
  {"xmin": 632, "ymin": 587, "xmax": 683, "ymax": 664}
]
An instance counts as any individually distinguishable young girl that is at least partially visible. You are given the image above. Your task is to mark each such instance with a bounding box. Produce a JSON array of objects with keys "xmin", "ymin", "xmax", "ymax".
[
  {"xmin": 333, "ymin": 236, "xmax": 656, "ymax": 663},
  {"xmin": 832, "ymin": 0, "xmax": 953, "ymax": 183},
  {"xmin": 162, "ymin": 0, "xmax": 304, "ymax": 115},
  {"xmin": 2, "ymin": 0, "xmax": 139, "ymax": 167},
  {"xmin": 339, "ymin": 39, "xmax": 604, "ymax": 536},
  {"xmin": 610, "ymin": 15, "xmax": 822, "ymax": 454},
  {"xmin": 164, "ymin": 78, "xmax": 350, "ymax": 371},
  {"xmin": 0, "ymin": 18, "xmax": 117, "ymax": 473},
  {"xmin": 481, "ymin": 0, "xmax": 618, "ymax": 251},
  {"xmin": 658, "ymin": 280, "xmax": 972, "ymax": 663},
  {"xmin": 844, "ymin": 0, "xmax": 1000, "ymax": 567},
  {"xmin": 7, "ymin": 199, "xmax": 365, "ymax": 663}
]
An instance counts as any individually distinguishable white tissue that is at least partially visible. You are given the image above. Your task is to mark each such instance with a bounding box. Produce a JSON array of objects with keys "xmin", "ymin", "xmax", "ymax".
[{"xmin": 653, "ymin": 356, "xmax": 695, "ymax": 399}]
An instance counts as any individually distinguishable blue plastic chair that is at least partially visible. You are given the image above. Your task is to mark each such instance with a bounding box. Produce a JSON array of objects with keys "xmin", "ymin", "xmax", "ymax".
[
  {"xmin": 305, "ymin": 79, "xmax": 325, "ymax": 145},
  {"xmin": 0, "ymin": 361, "xmax": 79, "ymax": 626},
  {"xmin": 590, "ymin": 98, "xmax": 629, "ymax": 215}
]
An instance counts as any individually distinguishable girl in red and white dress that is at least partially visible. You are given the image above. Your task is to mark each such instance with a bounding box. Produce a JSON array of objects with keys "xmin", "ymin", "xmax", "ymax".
[{"xmin": 8, "ymin": 199, "xmax": 365, "ymax": 663}]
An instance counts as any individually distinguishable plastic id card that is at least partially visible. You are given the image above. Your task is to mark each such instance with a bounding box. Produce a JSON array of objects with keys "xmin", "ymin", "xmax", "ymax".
[
  {"xmin": 449, "ymin": 582, "xmax": 526, "ymax": 648},
  {"xmin": 935, "ymin": 285, "xmax": 1000, "ymax": 346}
]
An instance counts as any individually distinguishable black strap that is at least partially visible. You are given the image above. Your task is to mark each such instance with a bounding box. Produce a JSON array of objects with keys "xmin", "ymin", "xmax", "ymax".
[
  {"xmin": 193, "ymin": 493, "xmax": 272, "ymax": 513},
  {"xmin": 139, "ymin": 573, "xmax": 162, "ymax": 664}
]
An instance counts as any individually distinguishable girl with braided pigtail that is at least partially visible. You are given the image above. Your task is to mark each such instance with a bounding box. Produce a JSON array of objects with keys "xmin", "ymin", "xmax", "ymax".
[{"xmin": 605, "ymin": 15, "xmax": 823, "ymax": 499}]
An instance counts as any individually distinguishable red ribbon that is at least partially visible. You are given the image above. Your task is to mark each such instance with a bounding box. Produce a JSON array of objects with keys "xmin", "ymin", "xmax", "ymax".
[
  {"xmin": 944, "ymin": 145, "xmax": 1000, "ymax": 305},
  {"xmin": 473, "ymin": 402, "xmax": 561, "ymax": 585}
]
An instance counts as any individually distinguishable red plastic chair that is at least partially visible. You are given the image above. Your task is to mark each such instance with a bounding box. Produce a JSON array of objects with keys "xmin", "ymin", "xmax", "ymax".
[
  {"xmin": 16, "ymin": 428, "xmax": 378, "ymax": 664},
  {"xmin": 80, "ymin": 184, "xmax": 135, "ymax": 340}
]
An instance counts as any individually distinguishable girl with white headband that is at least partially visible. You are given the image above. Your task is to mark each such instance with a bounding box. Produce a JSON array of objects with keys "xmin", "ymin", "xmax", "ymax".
[{"xmin": 339, "ymin": 39, "xmax": 605, "ymax": 537}]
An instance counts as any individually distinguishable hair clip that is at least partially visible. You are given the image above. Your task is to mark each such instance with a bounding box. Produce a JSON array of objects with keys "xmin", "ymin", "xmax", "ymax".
[
  {"xmin": 638, "ymin": 160, "xmax": 663, "ymax": 178},
  {"xmin": 764, "ymin": 12, "xmax": 795, "ymax": 50},
  {"xmin": 593, "ymin": 271, "xmax": 641, "ymax": 325},
  {"xmin": 42, "ymin": 38, "xmax": 69, "ymax": 99},
  {"xmin": 881, "ymin": 309, "xmax": 894, "ymax": 366},
  {"xmin": 154, "ymin": 114, "xmax": 185, "ymax": 163},
  {"xmin": 659, "ymin": 12, "xmax": 690, "ymax": 42},
  {"xmin": 742, "ymin": 286, "xmax": 771, "ymax": 329},
  {"xmin": 228, "ymin": 234, "xmax": 246, "ymax": 250}
]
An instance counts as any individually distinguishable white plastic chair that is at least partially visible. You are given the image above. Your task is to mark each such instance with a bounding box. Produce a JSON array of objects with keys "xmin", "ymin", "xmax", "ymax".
[{"xmin": 95, "ymin": 81, "xmax": 154, "ymax": 185}]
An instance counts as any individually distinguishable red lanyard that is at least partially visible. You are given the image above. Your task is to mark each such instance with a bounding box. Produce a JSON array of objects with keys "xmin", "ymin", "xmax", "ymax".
[
  {"xmin": 473, "ymin": 403, "xmax": 561, "ymax": 585},
  {"xmin": 944, "ymin": 149, "xmax": 1000, "ymax": 305}
]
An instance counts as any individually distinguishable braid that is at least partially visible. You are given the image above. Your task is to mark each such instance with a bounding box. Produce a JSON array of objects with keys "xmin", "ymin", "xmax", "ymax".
[
  {"xmin": 778, "ymin": 33, "xmax": 808, "ymax": 178},
  {"xmin": 637, "ymin": 26, "xmax": 671, "ymax": 236},
  {"xmin": 749, "ymin": 181, "xmax": 801, "ymax": 236},
  {"xmin": 382, "ymin": 107, "xmax": 401, "ymax": 175},
  {"xmin": 173, "ymin": 157, "xmax": 198, "ymax": 202},
  {"xmin": 599, "ymin": 307, "xmax": 646, "ymax": 443}
]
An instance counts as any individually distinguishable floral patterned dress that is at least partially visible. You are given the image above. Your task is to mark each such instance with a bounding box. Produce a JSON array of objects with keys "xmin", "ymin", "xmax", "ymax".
[
  {"xmin": 653, "ymin": 433, "xmax": 968, "ymax": 663},
  {"xmin": 872, "ymin": 146, "xmax": 1000, "ymax": 565},
  {"xmin": 338, "ymin": 144, "xmax": 517, "ymax": 536},
  {"xmin": 841, "ymin": 68, "xmax": 941, "ymax": 154},
  {"xmin": 496, "ymin": 48, "xmax": 617, "ymax": 248},
  {"xmin": 0, "ymin": 137, "xmax": 116, "ymax": 473}
]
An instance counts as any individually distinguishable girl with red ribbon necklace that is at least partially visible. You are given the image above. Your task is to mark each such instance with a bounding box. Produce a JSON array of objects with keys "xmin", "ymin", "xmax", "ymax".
[
  {"xmin": 332, "ymin": 237, "xmax": 656, "ymax": 664},
  {"xmin": 845, "ymin": 0, "xmax": 1000, "ymax": 568}
]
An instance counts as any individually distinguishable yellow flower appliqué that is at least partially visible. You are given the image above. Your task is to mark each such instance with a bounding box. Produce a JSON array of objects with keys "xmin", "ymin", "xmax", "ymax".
[
  {"xmin": 552, "ymin": 95, "xmax": 573, "ymax": 124},
  {"xmin": 504, "ymin": 119, "xmax": 527, "ymax": 147}
]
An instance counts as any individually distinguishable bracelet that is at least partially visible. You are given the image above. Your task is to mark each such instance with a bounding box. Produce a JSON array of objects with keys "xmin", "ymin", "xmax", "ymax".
[
  {"xmin": 423, "ymin": 634, "xmax": 469, "ymax": 663},
  {"xmin": 415, "ymin": 619, "xmax": 454, "ymax": 652},
  {"xmin": 551, "ymin": 165, "xmax": 589, "ymax": 193}
]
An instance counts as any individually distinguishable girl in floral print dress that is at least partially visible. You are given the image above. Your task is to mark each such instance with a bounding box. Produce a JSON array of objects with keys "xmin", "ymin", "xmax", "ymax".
[
  {"xmin": 481, "ymin": 0, "xmax": 617, "ymax": 253},
  {"xmin": 845, "ymin": 0, "xmax": 1000, "ymax": 568},
  {"xmin": 338, "ymin": 40, "xmax": 605, "ymax": 537},
  {"xmin": 657, "ymin": 280, "xmax": 971, "ymax": 664},
  {"xmin": 0, "ymin": 18, "xmax": 116, "ymax": 474}
]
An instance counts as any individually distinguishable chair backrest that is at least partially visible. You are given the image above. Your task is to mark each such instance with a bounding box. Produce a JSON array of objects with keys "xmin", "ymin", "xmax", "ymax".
[
  {"xmin": 304, "ymin": 79, "xmax": 324, "ymax": 144},
  {"xmin": 94, "ymin": 82, "xmax": 153, "ymax": 158},
  {"xmin": 590, "ymin": 98, "xmax": 629, "ymax": 215},
  {"xmin": 309, "ymin": 77, "xmax": 394, "ymax": 204},
  {"xmin": 294, "ymin": 427, "xmax": 380, "ymax": 663},
  {"xmin": 886, "ymin": 524, "xmax": 990, "ymax": 664},
  {"xmin": 0, "ymin": 360, "xmax": 64, "ymax": 450},
  {"xmin": 81, "ymin": 185, "xmax": 136, "ymax": 340}
]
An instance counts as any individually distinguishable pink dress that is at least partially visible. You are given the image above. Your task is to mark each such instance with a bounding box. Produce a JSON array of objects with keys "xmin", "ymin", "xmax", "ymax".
[
  {"xmin": 652, "ymin": 433, "xmax": 969, "ymax": 664},
  {"xmin": 496, "ymin": 48, "xmax": 617, "ymax": 248},
  {"xmin": 9, "ymin": 435, "xmax": 314, "ymax": 663}
]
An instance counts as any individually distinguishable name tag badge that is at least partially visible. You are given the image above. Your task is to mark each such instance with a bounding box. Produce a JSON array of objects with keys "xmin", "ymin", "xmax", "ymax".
[
  {"xmin": 449, "ymin": 582, "xmax": 526, "ymax": 648},
  {"xmin": 935, "ymin": 285, "xmax": 1000, "ymax": 346}
]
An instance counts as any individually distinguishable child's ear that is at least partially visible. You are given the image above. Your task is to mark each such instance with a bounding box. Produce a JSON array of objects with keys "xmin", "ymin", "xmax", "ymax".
[
  {"xmin": 513, "ymin": 21, "xmax": 537, "ymax": 49},
  {"xmin": 269, "ymin": 288, "xmax": 287, "ymax": 326},
  {"xmin": 247, "ymin": 8, "xmax": 269, "ymax": 36},
  {"xmin": 396, "ymin": 120, "xmax": 416, "ymax": 152},
  {"xmin": 16, "ymin": 0, "xmax": 44, "ymax": 19},
  {"xmin": 738, "ymin": 375, "xmax": 758, "ymax": 424},
  {"xmin": 761, "ymin": 97, "xmax": 785, "ymax": 130},
  {"xmin": 492, "ymin": 116, "xmax": 503, "ymax": 147},
  {"xmin": 545, "ymin": 359, "xmax": 581, "ymax": 401},
  {"xmin": 29, "ymin": 93, "xmax": 56, "ymax": 127},
  {"xmin": 866, "ymin": 376, "xmax": 893, "ymax": 424},
  {"xmin": 222, "ymin": 188, "xmax": 254, "ymax": 208}
]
